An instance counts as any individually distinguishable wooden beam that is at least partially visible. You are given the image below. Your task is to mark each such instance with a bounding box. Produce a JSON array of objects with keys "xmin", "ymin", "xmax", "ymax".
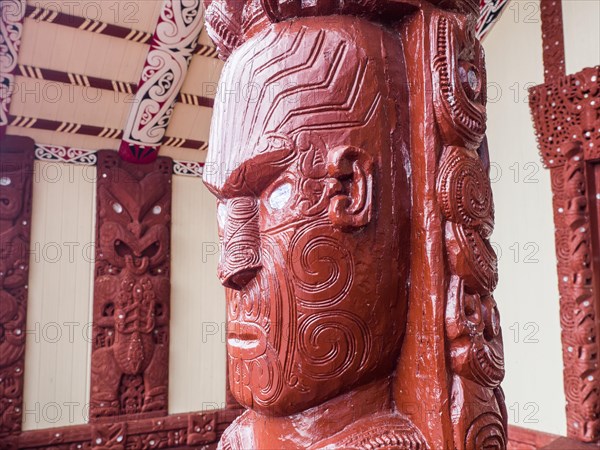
[
  {"xmin": 14, "ymin": 64, "xmax": 214, "ymax": 108},
  {"xmin": 118, "ymin": 1, "xmax": 204, "ymax": 163},
  {"xmin": 8, "ymin": 115, "xmax": 208, "ymax": 151}
]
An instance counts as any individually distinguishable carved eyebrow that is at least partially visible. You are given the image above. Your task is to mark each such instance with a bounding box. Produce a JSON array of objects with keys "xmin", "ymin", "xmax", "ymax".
[{"xmin": 217, "ymin": 147, "xmax": 295, "ymax": 199}]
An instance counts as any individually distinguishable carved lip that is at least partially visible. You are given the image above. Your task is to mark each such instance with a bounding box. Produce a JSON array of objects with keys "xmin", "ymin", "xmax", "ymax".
[{"xmin": 227, "ymin": 321, "xmax": 267, "ymax": 359}]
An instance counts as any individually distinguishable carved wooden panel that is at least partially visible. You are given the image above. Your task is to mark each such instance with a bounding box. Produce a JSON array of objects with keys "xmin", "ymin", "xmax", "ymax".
[
  {"xmin": 90, "ymin": 150, "xmax": 172, "ymax": 422},
  {"xmin": 0, "ymin": 135, "xmax": 34, "ymax": 440},
  {"xmin": 529, "ymin": 66, "xmax": 600, "ymax": 441}
]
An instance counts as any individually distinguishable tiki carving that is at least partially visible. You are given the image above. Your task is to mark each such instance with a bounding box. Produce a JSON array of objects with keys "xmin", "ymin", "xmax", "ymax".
[
  {"xmin": 203, "ymin": 0, "xmax": 505, "ymax": 448},
  {"xmin": 529, "ymin": 65, "xmax": 600, "ymax": 441},
  {"xmin": 0, "ymin": 135, "xmax": 34, "ymax": 439},
  {"xmin": 90, "ymin": 150, "xmax": 172, "ymax": 421},
  {"xmin": 432, "ymin": 14, "xmax": 507, "ymax": 449}
]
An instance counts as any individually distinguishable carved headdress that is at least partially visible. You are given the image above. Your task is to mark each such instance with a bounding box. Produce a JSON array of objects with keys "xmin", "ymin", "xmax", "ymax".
[{"xmin": 203, "ymin": 0, "xmax": 507, "ymax": 448}]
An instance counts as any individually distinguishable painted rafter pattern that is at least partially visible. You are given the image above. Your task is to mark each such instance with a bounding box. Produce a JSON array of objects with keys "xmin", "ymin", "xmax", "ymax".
[
  {"xmin": 23, "ymin": 4, "xmax": 219, "ymax": 57},
  {"xmin": 476, "ymin": 0, "xmax": 510, "ymax": 40},
  {"xmin": 14, "ymin": 64, "xmax": 215, "ymax": 108},
  {"xmin": 8, "ymin": 115, "xmax": 208, "ymax": 150},
  {"xmin": 119, "ymin": 1, "xmax": 205, "ymax": 164},
  {"xmin": 0, "ymin": 0, "xmax": 26, "ymax": 138}
]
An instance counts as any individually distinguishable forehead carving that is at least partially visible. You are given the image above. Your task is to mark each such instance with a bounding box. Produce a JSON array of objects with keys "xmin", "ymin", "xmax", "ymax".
[{"xmin": 204, "ymin": 16, "xmax": 398, "ymax": 195}]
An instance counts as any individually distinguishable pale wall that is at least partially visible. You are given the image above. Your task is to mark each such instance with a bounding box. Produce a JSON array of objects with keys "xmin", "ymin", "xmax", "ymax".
[{"xmin": 484, "ymin": 0, "xmax": 600, "ymax": 435}]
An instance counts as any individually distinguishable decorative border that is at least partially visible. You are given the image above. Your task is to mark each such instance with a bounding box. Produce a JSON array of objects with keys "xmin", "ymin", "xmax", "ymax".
[
  {"xmin": 33, "ymin": 144, "xmax": 207, "ymax": 178},
  {"xmin": 0, "ymin": 0, "xmax": 26, "ymax": 138},
  {"xmin": 4, "ymin": 408, "xmax": 242, "ymax": 449},
  {"xmin": 529, "ymin": 66, "xmax": 600, "ymax": 442},
  {"xmin": 173, "ymin": 160, "xmax": 205, "ymax": 177}
]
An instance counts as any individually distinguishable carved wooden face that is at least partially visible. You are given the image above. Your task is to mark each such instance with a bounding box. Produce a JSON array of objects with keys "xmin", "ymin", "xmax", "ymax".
[
  {"xmin": 97, "ymin": 165, "xmax": 171, "ymax": 275},
  {"xmin": 0, "ymin": 163, "xmax": 28, "ymax": 223},
  {"xmin": 203, "ymin": 16, "xmax": 411, "ymax": 415}
]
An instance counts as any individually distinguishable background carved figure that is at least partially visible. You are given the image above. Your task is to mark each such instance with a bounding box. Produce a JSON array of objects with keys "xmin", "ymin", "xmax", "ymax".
[
  {"xmin": 0, "ymin": 136, "xmax": 34, "ymax": 439},
  {"xmin": 90, "ymin": 151, "xmax": 172, "ymax": 421}
]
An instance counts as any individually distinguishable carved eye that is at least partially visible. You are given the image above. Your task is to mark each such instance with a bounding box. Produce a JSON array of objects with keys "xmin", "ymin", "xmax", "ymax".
[
  {"xmin": 0, "ymin": 177, "xmax": 11, "ymax": 186},
  {"xmin": 268, "ymin": 183, "xmax": 292, "ymax": 210},
  {"xmin": 217, "ymin": 203, "xmax": 227, "ymax": 227},
  {"xmin": 112, "ymin": 203, "xmax": 123, "ymax": 214},
  {"xmin": 152, "ymin": 205, "xmax": 162, "ymax": 215},
  {"xmin": 458, "ymin": 62, "xmax": 481, "ymax": 100}
]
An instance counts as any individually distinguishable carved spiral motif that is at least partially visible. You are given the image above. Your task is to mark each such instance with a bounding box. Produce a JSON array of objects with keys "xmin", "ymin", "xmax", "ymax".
[
  {"xmin": 297, "ymin": 311, "xmax": 371, "ymax": 380},
  {"xmin": 447, "ymin": 222, "xmax": 498, "ymax": 294},
  {"xmin": 464, "ymin": 413, "xmax": 506, "ymax": 450},
  {"xmin": 288, "ymin": 222, "xmax": 353, "ymax": 308},
  {"xmin": 247, "ymin": 352, "xmax": 284, "ymax": 407},
  {"xmin": 437, "ymin": 146, "xmax": 494, "ymax": 237}
]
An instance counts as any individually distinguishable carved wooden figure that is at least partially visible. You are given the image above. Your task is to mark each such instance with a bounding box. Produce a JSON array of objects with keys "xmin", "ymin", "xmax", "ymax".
[
  {"xmin": 202, "ymin": 0, "xmax": 506, "ymax": 448},
  {"xmin": 90, "ymin": 151, "xmax": 172, "ymax": 421},
  {"xmin": 0, "ymin": 136, "xmax": 34, "ymax": 440}
]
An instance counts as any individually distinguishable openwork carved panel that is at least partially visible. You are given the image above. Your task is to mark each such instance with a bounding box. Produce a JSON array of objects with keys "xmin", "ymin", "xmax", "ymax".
[
  {"xmin": 0, "ymin": 135, "xmax": 34, "ymax": 440},
  {"xmin": 90, "ymin": 150, "xmax": 172, "ymax": 421},
  {"xmin": 529, "ymin": 66, "xmax": 600, "ymax": 442}
]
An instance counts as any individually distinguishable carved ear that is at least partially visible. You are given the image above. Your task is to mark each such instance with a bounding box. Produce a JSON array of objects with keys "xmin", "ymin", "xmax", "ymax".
[{"xmin": 327, "ymin": 145, "xmax": 373, "ymax": 231}]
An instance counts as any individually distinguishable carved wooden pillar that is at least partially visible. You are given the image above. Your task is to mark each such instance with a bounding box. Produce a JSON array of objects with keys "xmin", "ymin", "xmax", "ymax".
[
  {"xmin": 0, "ymin": 135, "xmax": 34, "ymax": 442},
  {"xmin": 202, "ymin": 0, "xmax": 506, "ymax": 448},
  {"xmin": 528, "ymin": 0, "xmax": 600, "ymax": 442},
  {"xmin": 90, "ymin": 150, "xmax": 172, "ymax": 421}
]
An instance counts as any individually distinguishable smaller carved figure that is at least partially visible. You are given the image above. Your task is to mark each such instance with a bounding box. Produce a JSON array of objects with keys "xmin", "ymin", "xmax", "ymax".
[{"xmin": 90, "ymin": 152, "xmax": 172, "ymax": 420}]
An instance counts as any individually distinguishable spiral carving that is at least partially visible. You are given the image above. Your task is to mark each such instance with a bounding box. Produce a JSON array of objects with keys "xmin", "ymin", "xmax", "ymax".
[
  {"xmin": 437, "ymin": 146, "xmax": 494, "ymax": 237},
  {"xmin": 464, "ymin": 413, "xmax": 506, "ymax": 450},
  {"xmin": 297, "ymin": 311, "xmax": 371, "ymax": 380},
  {"xmin": 288, "ymin": 222, "xmax": 353, "ymax": 308}
]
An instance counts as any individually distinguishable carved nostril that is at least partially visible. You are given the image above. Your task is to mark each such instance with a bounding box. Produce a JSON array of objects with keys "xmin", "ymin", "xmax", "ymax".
[{"xmin": 222, "ymin": 267, "xmax": 260, "ymax": 290}]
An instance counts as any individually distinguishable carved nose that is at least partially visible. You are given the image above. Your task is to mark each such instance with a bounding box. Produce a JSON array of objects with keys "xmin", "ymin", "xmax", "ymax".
[
  {"xmin": 218, "ymin": 196, "xmax": 261, "ymax": 291},
  {"xmin": 221, "ymin": 267, "xmax": 261, "ymax": 290},
  {"xmin": 128, "ymin": 221, "xmax": 146, "ymax": 239}
]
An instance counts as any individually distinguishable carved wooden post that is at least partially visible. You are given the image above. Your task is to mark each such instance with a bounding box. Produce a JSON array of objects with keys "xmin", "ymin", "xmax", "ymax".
[
  {"xmin": 528, "ymin": 0, "xmax": 600, "ymax": 442},
  {"xmin": 202, "ymin": 0, "xmax": 506, "ymax": 448},
  {"xmin": 90, "ymin": 151, "xmax": 172, "ymax": 421},
  {"xmin": 0, "ymin": 135, "xmax": 34, "ymax": 442}
]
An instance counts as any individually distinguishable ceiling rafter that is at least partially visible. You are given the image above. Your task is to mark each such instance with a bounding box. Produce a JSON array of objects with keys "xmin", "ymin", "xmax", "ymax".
[
  {"xmin": 8, "ymin": 114, "xmax": 208, "ymax": 150},
  {"xmin": 24, "ymin": 3, "xmax": 219, "ymax": 58},
  {"xmin": 14, "ymin": 64, "xmax": 214, "ymax": 108},
  {"xmin": 118, "ymin": 1, "xmax": 205, "ymax": 163},
  {"xmin": 0, "ymin": 0, "xmax": 26, "ymax": 138}
]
